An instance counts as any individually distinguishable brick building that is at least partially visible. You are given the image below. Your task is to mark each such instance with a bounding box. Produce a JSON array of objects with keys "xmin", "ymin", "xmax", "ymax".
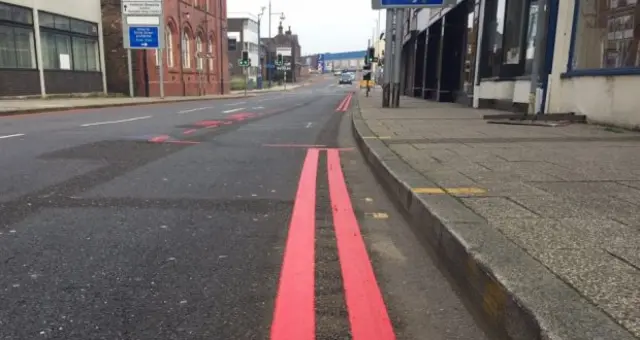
[
  {"xmin": 101, "ymin": 0, "xmax": 229, "ymax": 97},
  {"xmin": 262, "ymin": 22, "xmax": 301, "ymax": 83}
]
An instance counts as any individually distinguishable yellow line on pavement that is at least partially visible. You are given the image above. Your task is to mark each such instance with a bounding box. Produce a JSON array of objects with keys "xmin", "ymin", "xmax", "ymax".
[
  {"xmin": 365, "ymin": 212, "xmax": 389, "ymax": 219},
  {"xmin": 413, "ymin": 187, "xmax": 486, "ymax": 195}
]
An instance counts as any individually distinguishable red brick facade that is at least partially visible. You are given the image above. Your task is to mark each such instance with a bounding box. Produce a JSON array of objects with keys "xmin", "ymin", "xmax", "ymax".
[{"xmin": 102, "ymin": 0, "xmax": 229, "ymax": 97}]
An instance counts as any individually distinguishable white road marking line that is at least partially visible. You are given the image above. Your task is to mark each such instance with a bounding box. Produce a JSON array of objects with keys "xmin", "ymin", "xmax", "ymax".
[
  {"xmin": 178, "ymin": 106, "xmax": 212, "ymax": 114},
  {"xmin": 225, "ymin": 101, "xmax": 246, "ymax": 106},
  {"xmin": 222, "ymin": 108, "xmax": 245, "ymax": 114},
  {"xmin": 0, "ymin": 133, "xmax": 25, "ymax": 139},
  {"xmin": 81, "ymin": 116, "xmax": 152, "ymax": 127},
  {"xmin": 252, "ymin": 106, "xmax": 265, "ymax": 109},
  {"xmin": 305, "ymin": 122, "xmax": 313, "ymax": 128}
]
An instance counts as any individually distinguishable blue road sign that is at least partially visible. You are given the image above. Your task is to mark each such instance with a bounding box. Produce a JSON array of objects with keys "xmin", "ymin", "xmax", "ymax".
[
  {"xmin": 129, "ymin": 26, "xmax": 159, "ymax": 49},
  {"xmin": 375, "ymin": 0, "xmax": 448, "ymax": 9}
]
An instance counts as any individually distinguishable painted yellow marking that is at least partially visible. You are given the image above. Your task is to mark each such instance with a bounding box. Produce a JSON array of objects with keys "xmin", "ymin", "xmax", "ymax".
[
  {"xmin": 413, "ymin": 187, "xmax": 486, "ymax": 195},
  {"xmin": 482, "ymin": 281, "xmax": 506, "ymax": 323},
  {"xmin": 366, "ymin": 212, "xmax": 389, "ymax": 219},
  {"xmin": 446, "ymin": 188, "xmax": 487, "ymax": 195}
]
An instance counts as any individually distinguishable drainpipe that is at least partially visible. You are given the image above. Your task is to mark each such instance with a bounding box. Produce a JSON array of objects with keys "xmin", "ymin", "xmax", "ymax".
[{"xmin": 528, "ymin": 0, "xmax": 549, "ymax": 115}]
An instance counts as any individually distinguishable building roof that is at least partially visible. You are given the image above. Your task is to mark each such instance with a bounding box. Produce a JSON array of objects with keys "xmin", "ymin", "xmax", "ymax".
[
  {"xmin": 321, "ymin": 50, "xmax": 367, "ymax": 61},
  {"xmin": 227, "ymin": 12, "xmax": 258, "ymax": 22}
]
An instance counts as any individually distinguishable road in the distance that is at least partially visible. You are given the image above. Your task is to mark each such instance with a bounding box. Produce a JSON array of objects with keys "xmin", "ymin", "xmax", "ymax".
[{"xmin": 0, "ymin": 78, "xmax": 493, "ymax": 339}]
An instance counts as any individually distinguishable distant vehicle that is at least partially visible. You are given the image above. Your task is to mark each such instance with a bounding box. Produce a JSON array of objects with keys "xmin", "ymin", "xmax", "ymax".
[
  {"xmin": 334, "ymin": 71, "xmax": 341, "ymax": 76},
  {"xmin": 339, "ymin": 73, "xmax": 352, "ymax": 85}
]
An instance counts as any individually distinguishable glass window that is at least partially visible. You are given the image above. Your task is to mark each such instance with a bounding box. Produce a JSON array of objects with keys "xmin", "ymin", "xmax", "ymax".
[
  {"xmin": 196, "ymin": 35, "xmax": 203, "ymax": 69},
  {"xmin": 502, "ymin": 0, "xmax": 526, "ymax": 64},
  {"xmin": 39, "ymin": 12, "xmax": 55, "ymax": 28},
  {"xmin": 182, "ymin": 32, "xmax": 190, "ymax": 68},
  {"xmin": 54, "ymin": 15, "xmax": 70, "ymax": 31},
  {"xmin": 481, "ymin": 0, "xmax": 506, "ymax": 77},
  {"xmin": 0, "ymin": 25, "xmax": 35, "ymax": 68},
  {"xmin": 167, "ymin": 28, "xmax": 174, "ymax": 67},
  {"xmin": 0, "ymin": 25, "xmax": 16, "ymax": 67},
  {"xmin": 571, "ymin": 2, "xmax": 640, "ymax": 69},
  {"xmin": 524, "ymin": 1, "xmax": 538, "ymax": 73},
  {"xmin": 41, "ymin": 32, "xmax": 72, "ymax": 69},
  {"xmin": 72, "ymin": 37, "xmax": 89, "ymax": 70},
  {"xmin": 208, "ymin": 37, "xmax": 214, "ymax": 70}
]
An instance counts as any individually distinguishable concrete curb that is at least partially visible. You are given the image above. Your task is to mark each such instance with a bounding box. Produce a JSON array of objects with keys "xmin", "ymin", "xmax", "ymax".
[
  {"xmin": 349, "ymin": 96, "xmax": 637, "ymax": 340},
  {"xmin": 0, "ymin": 94, "xmax": 254, "ymax": 117}
]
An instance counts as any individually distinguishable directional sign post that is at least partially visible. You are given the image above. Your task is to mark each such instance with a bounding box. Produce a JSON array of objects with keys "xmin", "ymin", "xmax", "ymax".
[{"xmin": 122, "ymin": 0, "xmax": 164, "ymax": 98}]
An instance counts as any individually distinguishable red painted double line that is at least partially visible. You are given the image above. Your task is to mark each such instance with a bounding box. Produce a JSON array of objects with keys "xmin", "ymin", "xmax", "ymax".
[
  {"xmin": 270, "ymin": 149, "xmax": 396, "ymax": 340},
  {"xmin": 336, "ymin": 93, "xmax": 353, "ymax": 112}
]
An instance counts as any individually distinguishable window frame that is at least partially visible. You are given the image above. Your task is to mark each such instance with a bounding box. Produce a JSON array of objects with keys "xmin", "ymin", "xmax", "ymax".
[
  {"xmin": 182, "ymin": 30, "xmax": 191, "ymax": 68},
  {"xmin": 564, "ymin": 0, "xmax": 640, "ymax": 77},
  {"xmin": 479, "ymin": 0, "xmax": 537, "ymax": 79},
  {"xmin": 38, "ymin": 11, "xmax": 100, "ymax": 72},
  {"xmin": 0, "ymin": 2, "xmax": 36, "ymax": 70}
]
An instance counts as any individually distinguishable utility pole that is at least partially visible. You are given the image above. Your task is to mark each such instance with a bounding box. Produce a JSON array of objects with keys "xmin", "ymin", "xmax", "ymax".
[
  {"xmin": 528, "ymin": 0, "xmax": 549, "ymax": 116},
  {"xmin": 391, "ymin": 9, "xmax": 404, "ymax": 107},
  {"xmin": 382, "ymin": 9, "xmax": 394, "ymax": 107},
  {"xmin": 257, "ymin": 7, "xmax": 265, "ymax": 89}
]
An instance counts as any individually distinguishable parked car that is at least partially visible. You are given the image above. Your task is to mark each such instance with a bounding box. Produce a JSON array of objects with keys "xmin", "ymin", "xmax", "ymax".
[{"xmin": 338, "ymin": 73, "xmax": 352, "ymax": 85}]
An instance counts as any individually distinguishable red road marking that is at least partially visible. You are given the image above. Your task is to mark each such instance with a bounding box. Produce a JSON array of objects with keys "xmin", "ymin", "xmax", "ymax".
[
  {"xmin": 336, "ymin": 93, "xmax": 353, "ymax": 112},
  {"xmin": 271, "ymin": 148, "xmax": 318, "ymax": 340},
  {"xmin": 326, "ymin": 149, "xmax": 396, "ymax": 340},
  {"xmin": 183, "ymin": 129, "xmax": 197, "ymax": 135},
  {"xmin": 148, "ymin": 135, "xmax": 170, "ymax": 143},
  {"xmin": 336, "ymin": 95, "xmax": 349, "ymax": 112},
  {"xmin": 194, "ymin": 120, "xmax": 223, "ymax": 127}
]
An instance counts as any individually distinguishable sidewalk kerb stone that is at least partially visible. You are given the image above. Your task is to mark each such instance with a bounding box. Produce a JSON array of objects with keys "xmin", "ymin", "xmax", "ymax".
[{"xmin": 349, "ymin": 94, "xmax": 637, "ymax": 340}]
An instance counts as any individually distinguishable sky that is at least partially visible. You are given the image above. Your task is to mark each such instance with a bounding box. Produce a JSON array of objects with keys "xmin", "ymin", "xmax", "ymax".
[{"xmin": 228, "ymin": 0, "xmax": 385, "ymax": 55}]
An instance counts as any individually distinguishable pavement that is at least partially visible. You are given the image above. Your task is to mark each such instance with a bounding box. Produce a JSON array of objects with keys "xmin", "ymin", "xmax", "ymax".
[
  {"xmin": 0, "ymin": 79, "xmax": 493, "ymax": 339},
  {"xmin": 353, "ymin": 89, "xmax": 640, "ymax": 340}
]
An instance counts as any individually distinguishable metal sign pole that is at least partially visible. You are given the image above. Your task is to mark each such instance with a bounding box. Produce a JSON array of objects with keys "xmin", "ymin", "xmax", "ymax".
[
  {"xmin": 244, "ymin": 66, "xmax": 248, "ymax": 97},
  {"xmin": 159, "ymin": 47, "xmax": 165, "ymax": 98},
  {"xmin": 382, "ymin": 9, "xmax": 394, "ymax": 107},
  {"xmin": 392, "ymin": 8, "xmax": 404, "ymax": 107},
  {"xmin": 127, "ymin": 49, "xmax": 134, "ymax": 97}
]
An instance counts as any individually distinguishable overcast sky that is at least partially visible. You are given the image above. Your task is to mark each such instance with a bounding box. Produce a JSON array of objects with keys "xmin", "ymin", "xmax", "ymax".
[{"xmin": 228, "ymin": 0, "xmax": 384, "ymax": 55}]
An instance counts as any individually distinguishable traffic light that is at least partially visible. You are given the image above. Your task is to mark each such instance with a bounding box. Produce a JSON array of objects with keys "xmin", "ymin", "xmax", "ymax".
[
  {"xmin": 368, "ymin": 47, "xmax": 375, "ymax": 63},
  {"xmin": 277, "ymin": 53, "xmax": 283, "ymax": 65},
  {"xmin": 239, "ymin": 50, "xmax": 250, "ymax": 67}
]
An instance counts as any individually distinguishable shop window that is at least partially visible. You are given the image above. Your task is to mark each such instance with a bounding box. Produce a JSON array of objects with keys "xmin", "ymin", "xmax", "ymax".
[
  {"xmin": 0, "ymin": 3, "xmax": 35, "ymax": 69},
  {"xmin": 570, "ymin": 1, "xmax": 639, "ymax": 70},
  {"xmin": 524, "ymin": 1, "xmax": 538, "ymax": 73},
  {"xmin": 38, "ymin": 11, "xmax": 99, "ymax": 71},
  {"xmin": 480, "ymin": 0, "xmax": 539, "ymax": 78},
  {"xmin": 502, "ymin": 0, "xmax": 526, "ymax": 64},
  {"xmin": 480, "ymin": 0, "xmax": 506, "ymax": 77}
]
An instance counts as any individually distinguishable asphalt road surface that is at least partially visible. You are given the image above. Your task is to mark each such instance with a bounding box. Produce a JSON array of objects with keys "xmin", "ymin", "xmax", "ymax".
[{"xmin": 0, "ymin": 78, "xmax": 494, "ymax": 340}]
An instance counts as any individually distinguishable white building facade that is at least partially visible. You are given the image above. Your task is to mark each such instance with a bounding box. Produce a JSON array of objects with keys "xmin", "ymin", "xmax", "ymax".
[
  {"xmin": 227, "ymin": 13, "xmax": 259, "ymax": 83},
  {"xmin": 0, "ymin": 0, "xmax": 106, "ymax": 97}
]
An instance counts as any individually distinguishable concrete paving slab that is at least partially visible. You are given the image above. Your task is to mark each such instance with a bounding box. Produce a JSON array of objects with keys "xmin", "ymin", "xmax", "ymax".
[{"xmin": 352, "ymin": 91, "xmax": 640, "ymax": 339}]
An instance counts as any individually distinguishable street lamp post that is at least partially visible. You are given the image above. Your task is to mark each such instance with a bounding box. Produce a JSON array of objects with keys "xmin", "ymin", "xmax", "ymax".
[
  {"xmin": 268, "ymin": 0, "xmax": 284, "ymax": 88},
  {"xmin": 257, "ymin": 7, "xmax": 265, "ymax": 89}
]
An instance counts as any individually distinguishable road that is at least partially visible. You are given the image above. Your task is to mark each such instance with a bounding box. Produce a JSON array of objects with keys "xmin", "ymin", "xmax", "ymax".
[{"xmin": 0, "ymin": 78, "xmax": 493, "ymax": 340}]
